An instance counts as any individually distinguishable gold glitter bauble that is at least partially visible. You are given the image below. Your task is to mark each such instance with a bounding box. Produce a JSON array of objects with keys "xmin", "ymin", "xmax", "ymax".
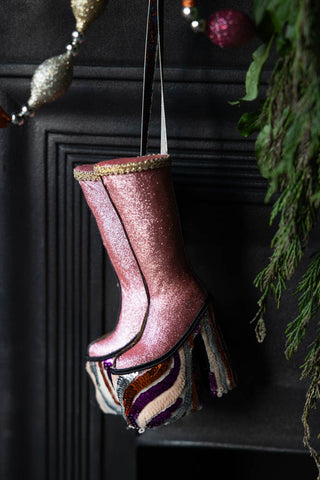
[
  {"xmin": 27, "ymin": 52, "xmax": 74, "ymax": 110},
  {"xmin": 71, "ymin": 0, "xmax": 109, "ymax": 33}
]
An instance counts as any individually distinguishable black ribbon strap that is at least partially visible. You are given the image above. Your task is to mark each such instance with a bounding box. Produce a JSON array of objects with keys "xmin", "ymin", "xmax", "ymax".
[{"xmin": 140, "ymin": 0, "xmax": 167, "ymax": 157}]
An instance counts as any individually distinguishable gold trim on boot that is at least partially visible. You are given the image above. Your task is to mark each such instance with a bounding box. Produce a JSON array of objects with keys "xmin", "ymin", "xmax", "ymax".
[{"xmin": 94, "ymin": 155, "xmax": 171, "ymax": 176}]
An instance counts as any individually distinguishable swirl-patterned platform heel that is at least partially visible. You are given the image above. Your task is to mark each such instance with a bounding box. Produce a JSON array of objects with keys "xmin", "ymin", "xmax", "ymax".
[{"xmin": 116, "ymin": 303, "xmax": 234, "ymax": 432}]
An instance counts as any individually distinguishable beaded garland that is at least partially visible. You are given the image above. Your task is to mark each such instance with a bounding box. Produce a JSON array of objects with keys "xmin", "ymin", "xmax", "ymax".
[
  {"xmin": 181, "ymin": 0, "xmax": 256, "ymax": 49},
  {"xmin": 0, "ymin": 0, "xmax": 108, "ymax": 128},
  {"xmin": 0, "ymin": 1, "xmax": 256, "ymax": 129}
]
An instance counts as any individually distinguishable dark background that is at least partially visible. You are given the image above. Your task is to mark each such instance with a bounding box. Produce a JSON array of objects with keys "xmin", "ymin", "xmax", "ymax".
[{"xmin": 0, "ymin": 0, "xmax": 319, "ymax": 479}]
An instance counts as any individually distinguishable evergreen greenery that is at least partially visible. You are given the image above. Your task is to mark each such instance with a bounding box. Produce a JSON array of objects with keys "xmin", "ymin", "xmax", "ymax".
[{"xmin": 237, "ymin": 0, "xmax": 320, "ymax": 474}]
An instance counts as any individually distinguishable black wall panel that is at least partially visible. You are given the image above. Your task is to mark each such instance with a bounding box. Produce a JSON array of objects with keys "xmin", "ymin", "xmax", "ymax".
[{"xmin": 0, "ymin": 1, "xmax": 318, "ymax": 479}]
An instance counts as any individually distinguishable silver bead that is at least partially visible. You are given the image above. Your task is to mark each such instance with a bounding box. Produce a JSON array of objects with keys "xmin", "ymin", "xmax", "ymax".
[
  {"xmin": 72, "ymin": 30, "xmax": 85, "ymax": 44},
  {"xmin": 11, "ymin": 113, "xmax": 24, "ymax": 126},
  {"xmin": 181, "ymin": 7, "xmax": 199, "ymax": 21},
  {"xmin": 20, "ymin": 104, "xmax": 35, "ymax": 117},
  {"xmin": 27, "ymin": 52, "xmax": 74, "ymax": 110},
  {"xmin": 11, "ymin": 104, "xmax": 35, "ymax": 126},
  {"xmin": 191, "ymin": 19, "xmax": 206, "ymax": 33},
  {"xmin": 66, "ymin": 42, "xmax": 80, "ymax": 56}
]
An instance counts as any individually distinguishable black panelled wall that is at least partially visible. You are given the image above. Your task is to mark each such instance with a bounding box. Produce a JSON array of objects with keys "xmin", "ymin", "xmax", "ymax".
[{"xmin": 0, "ymin": 1, "xmax": 318, "ymax": 479}]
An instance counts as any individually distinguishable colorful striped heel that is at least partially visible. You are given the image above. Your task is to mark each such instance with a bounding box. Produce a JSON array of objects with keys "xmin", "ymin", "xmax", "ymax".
[
  {"xmin": 86, "ymin": 360, "xmax": 122, "ymax": 415},
  {"xmin": 109, "ymin": 303, "xmax": 235, "ymax": 433},
  {"xmin": 199, "ymin": 304, "xmax": 235, "ymax": 398}
]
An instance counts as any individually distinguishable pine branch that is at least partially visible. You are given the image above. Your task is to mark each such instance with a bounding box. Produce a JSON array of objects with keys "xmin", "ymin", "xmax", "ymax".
[
  {"xmin": 237, "ymin": 0, "xmax": 320, "ymax": 472},
  {"xmin": 285, "ymin": 253, "xmax": 320, "ymax": 476},
  {"xmin": 301, "ymin": 332, "xmax": 320, "ymax": 478},
  {"xmin": 254, "ymin": 168, "xmax": 317, "ymax": 341},
  {"xmin": 286, "ymin": 251, "xmax": 320, "ymax": 359}
]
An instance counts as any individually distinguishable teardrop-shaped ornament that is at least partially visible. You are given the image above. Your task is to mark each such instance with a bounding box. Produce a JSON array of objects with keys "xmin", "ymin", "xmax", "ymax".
[
  {"xmin": 71, "ymin": 0, "xmax": 109, "ymax": 33},
  {"xmin": 27, "ymin": 52, "xmax": 74, "ymax": 110}
]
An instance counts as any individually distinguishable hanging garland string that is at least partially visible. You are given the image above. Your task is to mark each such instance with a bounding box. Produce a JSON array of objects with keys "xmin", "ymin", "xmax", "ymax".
[
  {"xmin": 0, "ymin": 0, "xmax": 257, "ymax": 129},
  {"xmin": 235, "ymin": 0, "xmax": 320, "ymax": 475},
  {"xmin": 0, "ymin": 0, "xmax": 109, "ymax": 128}
]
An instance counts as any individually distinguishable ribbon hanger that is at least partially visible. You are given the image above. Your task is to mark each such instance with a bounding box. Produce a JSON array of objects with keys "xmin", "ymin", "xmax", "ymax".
[{"xmin": 140, "ymin": 0, "xmax": 168, "ymax": 157}]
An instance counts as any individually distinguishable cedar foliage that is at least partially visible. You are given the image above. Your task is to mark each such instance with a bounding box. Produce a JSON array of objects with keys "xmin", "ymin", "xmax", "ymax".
[{"xmin": 236, "ymin": 0, "xmax": 320, "ymax": 474}]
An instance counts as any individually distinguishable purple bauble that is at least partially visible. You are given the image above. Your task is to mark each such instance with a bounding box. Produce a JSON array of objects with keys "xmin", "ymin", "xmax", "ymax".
[{"xmin": 206, "ymin": 9, "xmax": 256, "ymax": 48}]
